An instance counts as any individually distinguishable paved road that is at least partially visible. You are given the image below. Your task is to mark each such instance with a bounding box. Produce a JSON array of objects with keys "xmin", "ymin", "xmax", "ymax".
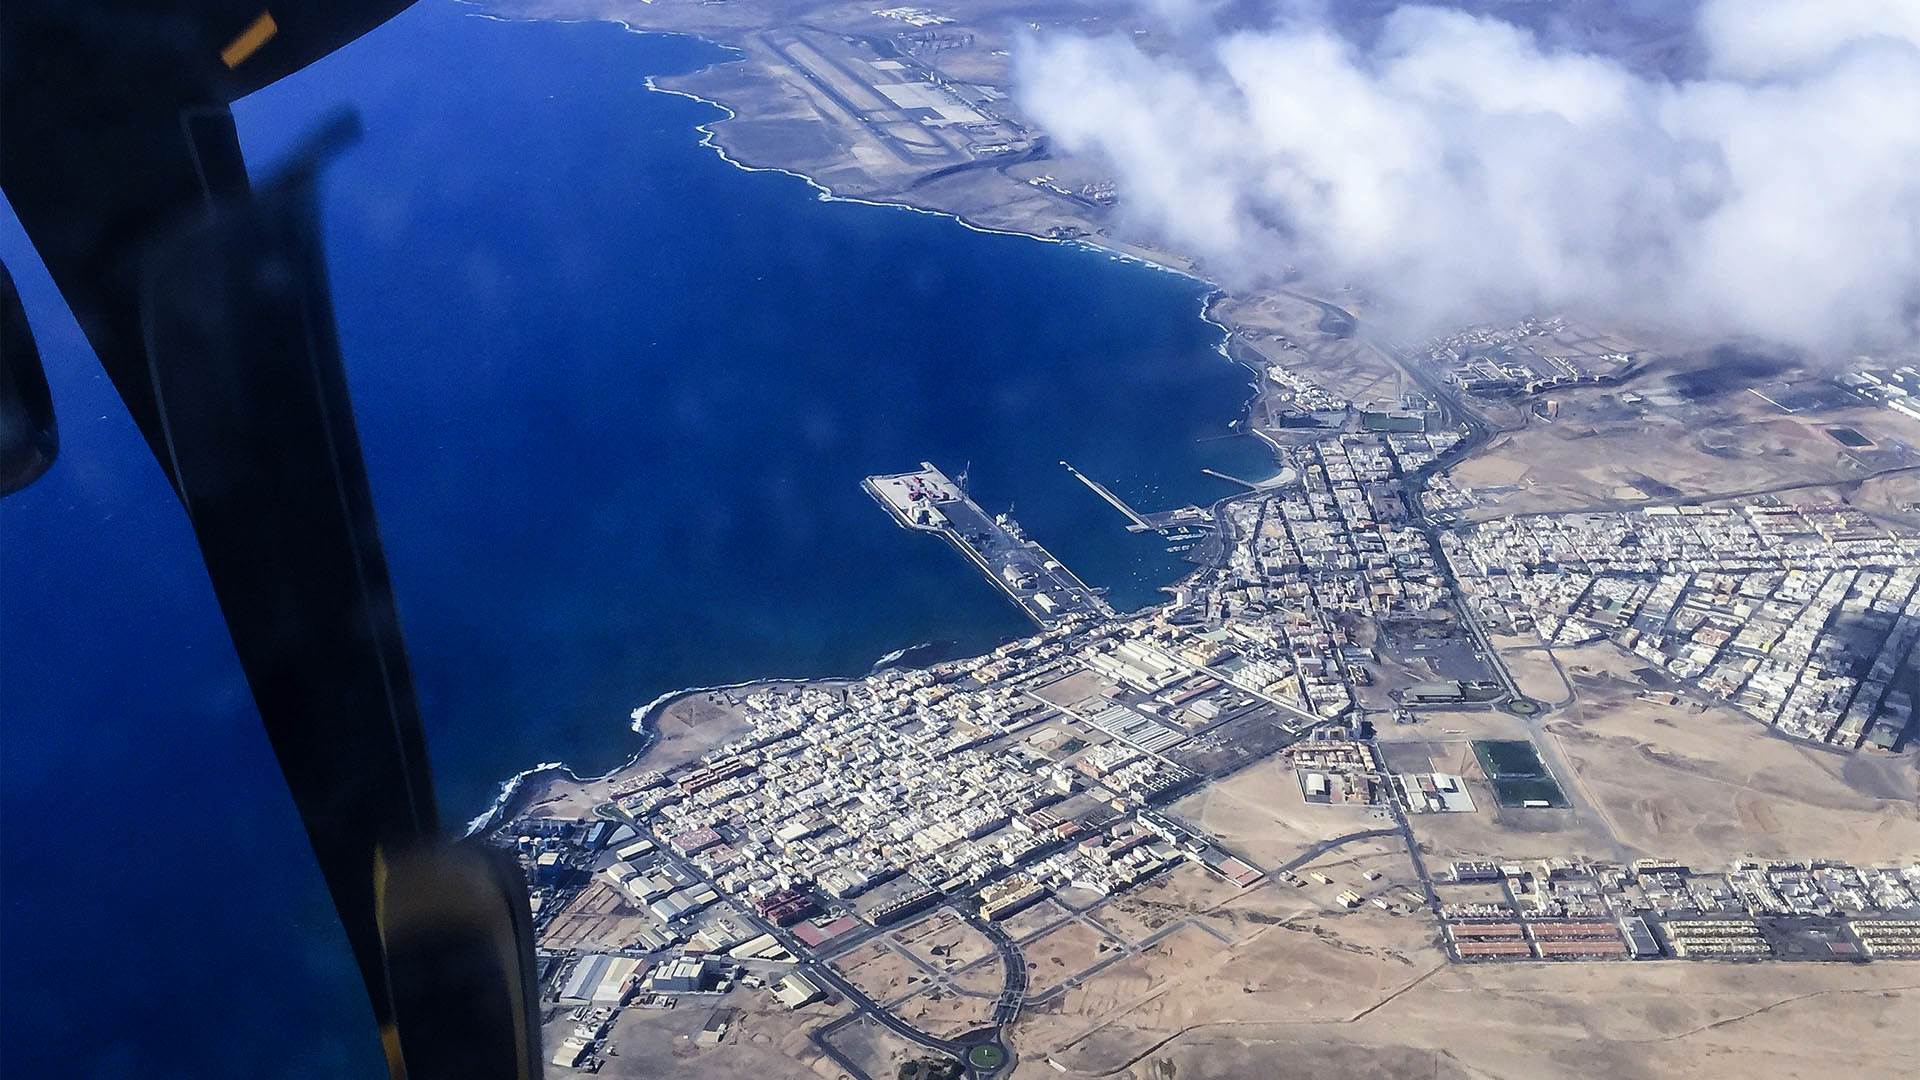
[
  {"xmin": 599, "ymin": 811, "xmax": 973, "ymax": 1080},
  {"xmin": 952, "ymin": 901, "xmax": 1027, "ymax": 1025}
]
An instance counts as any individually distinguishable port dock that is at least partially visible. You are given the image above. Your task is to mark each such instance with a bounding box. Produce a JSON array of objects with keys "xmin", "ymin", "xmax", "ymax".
[
  {"xmin": 1060, "ymin": 461, "xmax": 1220, "ymax": 535},
  {"xmin": 865, "ymin": 463, "xmax": 1112, "ymax": 627},
  {"xmin": 1060, "ymin": 461, "xmax": 1156, "ymax": 531}
]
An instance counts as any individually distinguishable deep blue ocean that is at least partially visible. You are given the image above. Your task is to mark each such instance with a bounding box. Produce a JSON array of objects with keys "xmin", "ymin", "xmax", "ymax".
[{"xmin": 0, "ymin": 4, "xmax": 1272, "ymax": 1075}]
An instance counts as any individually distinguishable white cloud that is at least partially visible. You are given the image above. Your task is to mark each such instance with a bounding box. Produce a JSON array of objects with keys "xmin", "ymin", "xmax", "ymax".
[
  {"xmin": 1698, "ymin": 0, "xmax": 1920, "ymax": 79},
  {"xmin": 1016, "ymin": 1, "xmax": 1920, "ymax": 351}
]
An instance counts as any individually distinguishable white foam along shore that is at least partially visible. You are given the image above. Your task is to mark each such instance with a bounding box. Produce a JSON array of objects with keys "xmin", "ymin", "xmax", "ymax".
[
  {"xmin": 623, "ymin": 43, "xmax": 1260, "ymax": 411},
  {"xmin": 463, "ymin": 4, "xmax": 1225, "ymax": 292},
  {"xmin": 639, "ymin": 73, "xmax": 1228, "ymax": 284},
  {"xmin": 455, "ymin": 6, "xmax": 1275, "ymax": 838},
  {"xmin": 465, "ymin": 8, "xmax": 1260, "ymax": 427},
  {"xmin": 463, "ymin": 761, "xmax": 567, "ymax": 837},
  {"xmin": 459, "ymin": 681, "xmax": 704, "ymax": 838},
  {"xmin": 462, "ymin": 669, "xmax": 853, "ymax": 839},
  {"xmin": 869, "ymin": 640, "xmax": 938, "ymax": 670},
  {"xmin": 633, "ymin": 53, "xmax": 1265, "ymax": 437}
]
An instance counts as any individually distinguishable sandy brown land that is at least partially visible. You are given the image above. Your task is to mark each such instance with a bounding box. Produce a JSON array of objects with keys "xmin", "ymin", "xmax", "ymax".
[
  {"xmin": 539, "ymin": 879, "xmax": 658, "ymax": 951},
  {"xmin": 1842, "ymin": 467, "xmax": 1920, "ymax": 527},
  {"xmin": 953, "ymin": 952, "xmax": 1009, "ymax": 997},
  {"xmin": 821, "ymin": 1014, "xmax": 949, "ymax": 1080},
  {"xmin": 1211, "ymin": 291, "xmax": 1408, "ymax": 408},
  {"xmin": 894, "ymin": 908, "xmax": 1000, "ymax": 973},
  {"xmin": 465, "ymin": 9, "xmax": 1920, "ymax": 1078},
  {"xmin": 514, "ymin": 774, "xmax": 607, "ymax": 822},
  {"xmin": 1497, "ymin": 643, "xmax": 1576, "ymax": 706},
  {"xmin": 891, "ymin": 981, "xmax": 1000, "ymax": 1040},
  {"xmin": 1023, "ymin": 919, "xmax": 1124, "ymax": 997},
  {"xmin": 996, "ymin": 815, "xmax": 1920, "ymax": 1080},
  {"xmin": 1007, "ymin": 961, "xmax": 1919, "ymax": 1080},
  {"xmin": 645, "ymin": 689, "xmax": 763, "ymax": 768},
  {"xmin": 1447, "ymin": 361, "xmax": 1920, "ymax": 521},
  {"xmin": 1010, "ymin": 896, "xmax": 1441, "ymax": 1074},
  {"xmin": 1544, "ymin": 643, "xmax": 1920, "ymax": 865},
  {"xmin": 1730, "ymin": 466, "xmax": 1920, "ymax": 533},
  {"xmin": 832, "ymin": 938, "xmax": 929, "ymax": 1006},
  {"xmin": 561, "ymin": 987, "xmax": 846, "ymax": 1080},
  {"xmin": 1166, "ymin": 754, "xmax": 1395, "ymax": 868},
  {"xmin": 1000, "ymin": 896, "xmax": 1071, "ymax": 942},
  {"xmin": 1001, "ymin": 838, "xmax": 1920, "ymax": 1080}
]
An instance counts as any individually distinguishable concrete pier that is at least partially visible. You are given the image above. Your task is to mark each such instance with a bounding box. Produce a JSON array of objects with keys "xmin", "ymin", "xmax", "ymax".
[
  {"xmin": 866, "ymin": 463, "xmax": 1111, "ymax": 626},
  {"xmin": 1059, "ymin": 461, "xmax": 1157, "ymax": 532}
]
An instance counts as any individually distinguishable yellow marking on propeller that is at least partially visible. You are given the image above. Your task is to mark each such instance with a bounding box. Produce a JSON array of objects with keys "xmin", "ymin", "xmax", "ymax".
[{"xmin": 220, "ymin": 11, "xmax": 278, "ymax": 69}]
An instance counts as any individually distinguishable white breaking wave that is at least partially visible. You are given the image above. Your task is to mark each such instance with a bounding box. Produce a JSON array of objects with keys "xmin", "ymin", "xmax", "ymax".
[
  {"xmin": 463, "ymin": 761, "xmax": 565, "ymax": 837},
  {"xmin": 449, "ymin": 5, "xmax": 1274, "ymax": 841},
  {"xmin": 869, "ymin": 641, "xmax": 936, "ymax": 670}
]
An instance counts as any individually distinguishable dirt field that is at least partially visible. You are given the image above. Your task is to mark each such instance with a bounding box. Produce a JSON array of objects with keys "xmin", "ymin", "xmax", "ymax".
[
  {"xmin": 1032, "ymin": 669, "xmax": 1113, "ymax": 710},
  {"xmin": 538, "ymin": 880, "xmax": 657, "ymax": 951},
  {"xmin": 515, "ymin": 772, "xmax": 610, "ymax": 821},
  {"xmin": 1001, "ymin": 896, "xmax": 1070, "ymax": 942},
  {"xmin": 891, "ymin": 909, "xmax": 998, "ymax": 974},
  {"xmin": 570, "ymin": 986, "xmax": 845, "ymax": 1080},
  {"xmin": 1166, "ymin": 755, "xmax": 1394, "ymax": 868},
  {"xmin": 1209, "ymin": 292, "xmax": 1407, "ymax": 408},
  {"xmin": 830, "ymin": 940, "xmax": 929, "ymax": 1006},
  {"xmin": 951, "ymin": 952, "xmax": 1009, "ymax": 997},
  {"xmin": 821, "ymin": 1014, "xmax": 948, "ymax": 1080},
  {"xmin": 1215, "ymin": 842, "xmax": 1423, "ymax": 929},
  {"xmin": 1499, "ymin": 643, "xmax": 1575, "ymax": 705},
  {"xmin": 1023, "ymin": 919, "xmax": 1125, "ymax": 996},
  {"xmin": 1009, "ymin": 852, "xmax": 1920, "ymax": 1080},
  {"xmin": 645, "ymin": 690, "xmax": 765, "ymax": 771},
  {"xmin": 1083, "ymin": 863, "xmax": 1257, "ymax": 948},
  {"xmin": 1010, "ymin": 910, "xmax": 1440, "ymax": 1074},
  {"xmin": 1545, "ymin": 644, "xmax": 1920, "ymax": 863},
  {"xmin": 889, "ymin": 982, "xmax": 998, "ymax": 1040},
  {"xmin": 1092, "ymin": 889, "xmax": 1194, "ymax": 947},
  {"xmin": 1842, "ymin": 468, "xmax": 1920, "ymax": 528},
  {"xmin": 1008, "ymin": 960, "xmax": 1920, "ymax": 1080},
  {"xmin": 1448, "ymin": 371, "xmax": 1915, "ymax": 522}
]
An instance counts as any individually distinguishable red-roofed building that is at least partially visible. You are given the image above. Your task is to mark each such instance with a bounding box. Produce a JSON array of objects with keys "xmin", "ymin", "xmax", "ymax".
[{"xmin": 792, "ymin": 915, "xmax": 860, "ymax": 949}]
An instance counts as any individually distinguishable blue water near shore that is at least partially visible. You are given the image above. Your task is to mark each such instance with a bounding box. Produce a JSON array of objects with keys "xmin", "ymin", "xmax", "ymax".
[{"xmin": 0, "ymin": 4, "xmax": 1270, "ymax": 1075}]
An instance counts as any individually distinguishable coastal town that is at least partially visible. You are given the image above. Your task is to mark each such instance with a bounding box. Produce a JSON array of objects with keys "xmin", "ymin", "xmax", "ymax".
[
  {"xmin": 12, "ymin": 1, "xmax": 1920, "ymax": 1078},
  {"xmin": 498, "ymin": 554, "xmax": 1920, "ymax": 1076},
  {"xmin": 462, "ymin": 3, "xmax": 1920, "ymax": 1078},
  {"xmin": 490, "ymin": 315, "xmax": 1920, "ymax": 1077}
]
